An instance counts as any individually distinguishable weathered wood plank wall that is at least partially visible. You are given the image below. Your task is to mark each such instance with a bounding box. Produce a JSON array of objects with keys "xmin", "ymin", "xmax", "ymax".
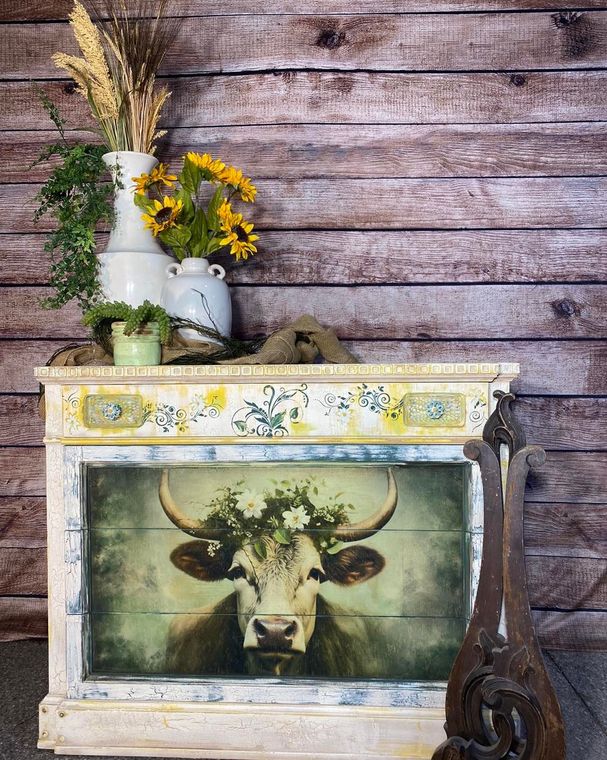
[{"xmin": 0, "ymin": 2, "xmax": 605, "ymax": 648}]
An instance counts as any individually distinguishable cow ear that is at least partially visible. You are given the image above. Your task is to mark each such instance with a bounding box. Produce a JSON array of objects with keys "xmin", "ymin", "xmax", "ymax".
[
  {"xmin": 322, "ymin": 545, "xmax": 385, "ymax": 586},
  {"xmin": 170, "ymin": 540, "xmax": 231, "ymax": 581}
]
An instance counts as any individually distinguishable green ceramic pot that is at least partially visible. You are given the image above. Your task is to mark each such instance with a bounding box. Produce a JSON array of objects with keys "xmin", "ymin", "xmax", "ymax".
[{"xmin": 112, "ymin": 321, "xmax": 162, "ymax": 366}]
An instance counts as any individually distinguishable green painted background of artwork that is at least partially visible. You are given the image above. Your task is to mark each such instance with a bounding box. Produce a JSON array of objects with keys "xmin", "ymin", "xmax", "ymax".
[{"xmin": 86, "ymin": 462, "xmax": 468, "ymax": 681}]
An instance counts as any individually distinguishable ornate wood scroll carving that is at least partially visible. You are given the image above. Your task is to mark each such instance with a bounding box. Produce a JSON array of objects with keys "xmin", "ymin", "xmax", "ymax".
[{"xmin": 432, "ymin": 391, "xmax": 566, "ymax": 760}]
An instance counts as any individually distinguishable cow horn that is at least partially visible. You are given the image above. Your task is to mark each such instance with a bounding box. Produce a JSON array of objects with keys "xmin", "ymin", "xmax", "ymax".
[
  {"xmin": 332, "ymin": 468, "xmax": 398, "ymax": 542},
  {"xmin": 159, "ymin": 469, "xmax": 224, "ymax": 540}
]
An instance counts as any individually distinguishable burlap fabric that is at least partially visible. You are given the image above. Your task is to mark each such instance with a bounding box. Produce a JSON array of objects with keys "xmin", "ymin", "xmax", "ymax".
[
  {"xmin": 39, "ymin": 315, "xmax": 358, "ymax": 417},
  {"xmin": 47, "ymin": 314, "xmax": 357, "ymax": 367}
]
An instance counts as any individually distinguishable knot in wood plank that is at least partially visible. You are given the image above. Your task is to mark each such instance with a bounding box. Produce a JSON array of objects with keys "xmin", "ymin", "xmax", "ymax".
[
  {"xmin": 63, "ymin": 82, "xmax": 76, "ymax": 95},
  {"xmin": 551, "ymin": 298, "xmax": 581, "ymax": 318},
  {"xmin": 510, "ymin": 74, "xmax": 527, "ymax": 87},
  {"xmin": 316, "ymin": 29, "xmax": 346, "ymax": 50},
  {"xmin": 552, "ymin": 11, "xmax": 583, "ymax": 28}
]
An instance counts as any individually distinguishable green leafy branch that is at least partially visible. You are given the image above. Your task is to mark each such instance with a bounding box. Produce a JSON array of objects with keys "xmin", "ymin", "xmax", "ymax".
[{"xmin": 33, "ymin": 90, "xmax": 115, "ymax": 312}]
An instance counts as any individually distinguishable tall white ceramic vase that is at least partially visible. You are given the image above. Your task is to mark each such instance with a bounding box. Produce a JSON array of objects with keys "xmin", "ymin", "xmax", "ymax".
[
  {"xmin": 99, "ymin": 151, "xmax": 174, "ymax": 306},
  {"xmin": 161, "ymin": 258, "xmax": 232, "ymax": 344}
]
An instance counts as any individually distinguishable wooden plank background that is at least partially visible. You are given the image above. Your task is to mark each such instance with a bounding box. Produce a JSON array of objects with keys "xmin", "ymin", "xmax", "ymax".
[{"xmin": 0, "ymin": 2, "xmax": 606, "ymax": 650}]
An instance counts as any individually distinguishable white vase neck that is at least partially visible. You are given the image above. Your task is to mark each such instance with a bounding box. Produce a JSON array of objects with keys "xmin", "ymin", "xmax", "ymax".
[
  {"xmin": 103, "ymin": 152, "xmax": 159, "ymax": 186},
  {"xmin": 180, "ymin": 257, "xmax": 211, "ymax": 272}
]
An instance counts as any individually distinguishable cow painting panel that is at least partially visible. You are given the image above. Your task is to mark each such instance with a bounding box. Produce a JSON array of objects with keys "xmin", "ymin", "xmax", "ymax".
[{"xmin": 87, "ymin": 461, "xmax": 469, "ymax": 681}]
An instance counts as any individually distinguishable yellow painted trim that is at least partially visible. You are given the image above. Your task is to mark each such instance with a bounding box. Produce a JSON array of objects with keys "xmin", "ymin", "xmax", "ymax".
[{"xmin": 46, "ymin": 434, "xmax": 481, "ymax": 446}]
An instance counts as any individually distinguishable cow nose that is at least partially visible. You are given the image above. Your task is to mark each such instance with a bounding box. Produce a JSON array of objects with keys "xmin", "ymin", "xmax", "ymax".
[{"xmin": 252, "ymin": 616, "xmax": 298, "ymax": 650}]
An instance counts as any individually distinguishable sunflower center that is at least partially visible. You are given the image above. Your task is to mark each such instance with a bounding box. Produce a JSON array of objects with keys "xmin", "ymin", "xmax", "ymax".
[
  {"xmin": 235, "ymin": 225, "xmax": 249, "ymax": 242},
  {"xmin": 156, "ymin": 207, "xmax": 173, "ymax": 223}
]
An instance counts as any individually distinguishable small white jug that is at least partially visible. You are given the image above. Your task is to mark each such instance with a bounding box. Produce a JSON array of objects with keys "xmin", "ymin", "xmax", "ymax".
[{"xmin": 160, "ymin": 258, "xmax": 232, "ymax": 344}]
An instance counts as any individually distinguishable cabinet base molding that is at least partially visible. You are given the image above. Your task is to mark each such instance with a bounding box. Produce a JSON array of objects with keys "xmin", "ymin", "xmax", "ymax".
[{"xmin": 38, "ymin": 696, "xmax": 445, "ymax": 759}]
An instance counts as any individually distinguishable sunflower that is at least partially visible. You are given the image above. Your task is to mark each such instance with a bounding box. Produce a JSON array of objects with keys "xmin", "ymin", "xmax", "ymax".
[
  {"xmin": 219, "ymin": 206, "xmax": 259, "ymax": 261},
  {"xmin": 141, "ymin": 195, "xmax": 183, "ymax": 236},
  {"xmin": 221, "ymin": 165, "xmax": 257, "ymax": 203},
  {"xmin": 132, "ymin": 163, "xmax": 177, "ymax": 195},
  {"xmin": 184, "ymin": 151, "xmax": 226, "ymax": 182}
]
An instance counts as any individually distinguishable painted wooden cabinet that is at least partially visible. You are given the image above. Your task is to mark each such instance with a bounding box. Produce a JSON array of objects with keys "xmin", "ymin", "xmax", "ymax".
[{"xmin": 36, "ymin": 362, "xmax": 517, "ymax": 759}]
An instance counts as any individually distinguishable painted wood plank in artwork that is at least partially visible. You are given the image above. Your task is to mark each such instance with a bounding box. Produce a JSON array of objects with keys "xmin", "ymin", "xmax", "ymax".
[
  {"xmin": 3, "ymin": 395, "xmax": 607, "ymax": 451},
  {"xmin": 0, "ymin": 597, "xmax": 47, "ymax": 640},
  {"xmin": 5, "ymin": 71, "xmax": 607, "ymax": 130},
  {"xmin": 6, "ymin": 179, "xmax": 607, "ymax": 233},
  {"xmin": 4, "ymin": 230, "xmax": 607, "ymax": 286},
  {"xmin": 0, "ymin": 602, "xmax": 601, "ymax": 647},
  {"xmin": 6, "ymin": 124, "xmax": 607, "ymax": 183},
  {"xmin": 4, "ymin": 1, "xmax": 607, "ymax": 20},
  {"xmin": 3, "ymin": 12, "xmax": 607, "ymax": 79},
  {"xmin": 2, "ymin": 489, "xmax": 605, "ymax": 560},
  {"xmin": 2, "ymin": 542, "xmax": 604, "ymax": 609},
  {"xmin": 0, "ymin": 448, "xmax": 605, "ymax": 502},
  {"xmin": 1, "ymin": 284, "xmax": 604, "ymax": 340}
]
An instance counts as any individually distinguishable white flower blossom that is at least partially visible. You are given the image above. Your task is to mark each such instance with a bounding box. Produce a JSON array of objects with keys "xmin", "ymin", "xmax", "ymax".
[
  {"xmin": 206, "ymin": 540, "xmax": 221, "ymax": 557},
  {"xmin": 282, "ymin": 505, "xmax": 311, "ymax": 531},
  {"xmin": 235, "ymin": 491, "xmax": 267, "ymax": 520}
]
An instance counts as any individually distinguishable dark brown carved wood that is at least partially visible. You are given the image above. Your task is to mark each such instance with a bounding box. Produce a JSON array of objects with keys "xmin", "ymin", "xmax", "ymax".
[{"xmin": 433, "ymin": 391, "xmax": 566, "ymax": 760}]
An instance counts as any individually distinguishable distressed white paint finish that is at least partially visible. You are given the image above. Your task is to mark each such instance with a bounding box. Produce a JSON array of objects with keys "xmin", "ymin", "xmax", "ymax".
[
  {"xmin": 38, "ymin": 363, "xmax": 517, "ymax": 759},
  {"xmin": 39, "ymin": 698, "xmax": 446, "ymax": 759}
]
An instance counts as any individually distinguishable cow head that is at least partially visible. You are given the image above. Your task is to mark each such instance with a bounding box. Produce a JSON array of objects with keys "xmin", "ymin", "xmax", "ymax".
[{"xmin": 160, "ymin": 469, "xmax": 398, "ymax": 675}]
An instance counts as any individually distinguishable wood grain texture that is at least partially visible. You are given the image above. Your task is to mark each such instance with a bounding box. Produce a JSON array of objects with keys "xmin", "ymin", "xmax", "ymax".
[
  {"xmin": 5, "ymin": 71, "xmax": 607, "ymax": 130},
  {"xmin": 0, "ymin": 547, "xmax": 47, "ymax": 595},
  {"xmin": 533, "ymin": 610, "xmax": 607, "ymax": 650},
  {"xmin": 3, "ymin": 394, "xmax": 606, "ymax": 450},
  {"xmin": 4, "ymin": 229, "xmax": 607, "ymax": 286},
  {"xmin": 0, "ymin": 447, "xmax": 604, "ymax": 502},
  {"xmin": 2, "ymin": 284, "xmax": 605, "ymax": 340},
  {"xmin": 345, "ymin": 341, "xmax": 607, "ymax": 397},
  {"xmin": 0, "ymin": 449, "xmax": 45, "ymax": 496},
  {"xmin": 3, "ymin": 12, "xmax": 607, "ymax": 79},
  {"xmin": 1, "ymin": 491, "xmax": 604, "ymax": 558},
  {"xmin": 525, "ymin": 504, "xmax": 607, "ymax": 559},
  {"xmin": 527, "ymin": 556, "xmax": 607, "ymax": 610},
  {"xmin": 3, "ymin": 1, "xmax": 606, "ymax": 21},
  {"xmin": 527, "ymin": 453, "xmax": 607, "ymax": 504},
  {"xmin": 0, "ymin": 497, "xmax": 46, "ymax": 548},
  {"xmin": 517, "ymin": 398, "xmax": 607, "ymax": 451},
  {"xmin": 7, "ymin": 178, "xmax": 607, "ymax": 233},
  {"xmin": 4, "ymin": 340, "xmax": 606, "ymax": 396},
  {"xmin": 2, "ymin": 602, "xmax": 602, "ymax": 647},
  {"xmin": 0, "ymin": 597, "xmax": 47, "ymax": 641},
  {"xmin": 1, "ymin": 542, "xmax": 603, "ymax": 610},
  {"xmin": 7, "ymin": 124, "xmax": 607, "ymax": 183}
]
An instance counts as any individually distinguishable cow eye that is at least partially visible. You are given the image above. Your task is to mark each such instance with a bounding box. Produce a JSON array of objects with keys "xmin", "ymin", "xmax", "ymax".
[
  {"xmin": 227, "ymin": 566, "xmax": 246, "ymax": 581},
  {"xmin": 307, "ymin": 568, "xmax": 323, "ymax": 582}
]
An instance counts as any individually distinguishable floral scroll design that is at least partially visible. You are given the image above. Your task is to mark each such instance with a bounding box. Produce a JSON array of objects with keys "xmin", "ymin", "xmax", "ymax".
[
  {"xmin": 320, "ymin": 384, "xmax": 482, "ymax": 428},
  {"xmin": 319, "ymin": 384, "xmax": 405, "ymax": 421},
  {"xmin": 469, "ymin": 397, "xmax": 488, "ymax": 432},
  {"xmin": 231, "ymin": 384, "xmax": 309, "ymax": 437},
  {"xmin": 63, "ymin": 391, "xmax": 82, "ymax": 433},
  {"xmin": 142, "ymin": 393, "xmax": 223, "ymax": 433}
]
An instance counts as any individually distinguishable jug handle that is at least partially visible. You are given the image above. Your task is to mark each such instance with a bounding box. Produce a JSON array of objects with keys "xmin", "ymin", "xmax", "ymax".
[
  {"xmin": 208, "ymin": 264, "xmax": 226, "ymax": 280},
  {"xmin": 166, "ymin": 263, "xmax": 182, "ymax": 277}
]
